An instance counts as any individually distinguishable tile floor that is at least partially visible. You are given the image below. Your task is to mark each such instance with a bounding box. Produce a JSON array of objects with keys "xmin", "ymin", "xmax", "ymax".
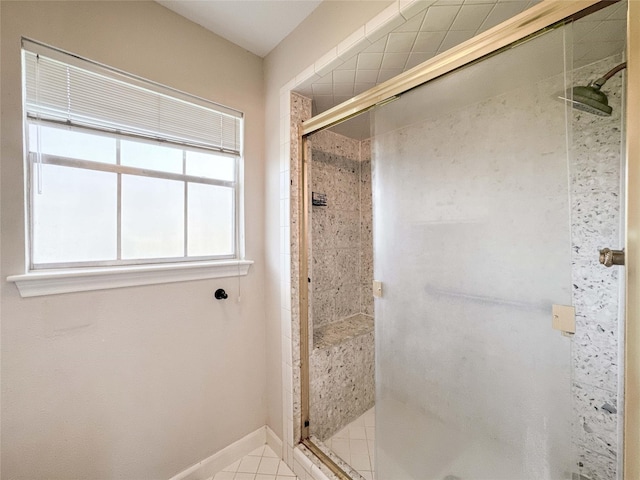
[
  {"xmin": 210, "ymin": 409, "xmax": 375, "ymax": 480},
  {"xmin": 325, "ymin": 407, "xmax": 375, "ymax": 480},
  {"xmin": 211, "ymin": 445, "xmax": 298, "ymax": 480}
]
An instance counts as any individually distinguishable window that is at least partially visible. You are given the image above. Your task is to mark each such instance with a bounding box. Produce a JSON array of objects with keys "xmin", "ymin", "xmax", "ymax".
[
  {"xmin": 28, "ymin": 124, "xmax": 237, "ymax": 267},
  {"xmin": 9, "ymin": 40, "xmax": 251, "ymax": 296}
]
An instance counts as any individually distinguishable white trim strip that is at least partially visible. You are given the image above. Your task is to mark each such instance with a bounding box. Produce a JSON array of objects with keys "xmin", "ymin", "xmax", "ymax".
[
  {"xmin": 266, "ymin": 426, "xmax": 283, "ymax": 458},
  {"xmin": 168, "ymin": 426, "xmax": 268, "ymax": 480},
  {"xmin": 7, "ymin": 259, "xmax": 253, "ymax": 297}
]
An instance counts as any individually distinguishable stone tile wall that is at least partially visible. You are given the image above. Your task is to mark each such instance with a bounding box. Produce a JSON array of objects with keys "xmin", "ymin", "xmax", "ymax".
[
  {"xmin": 307, "ymin": 129, "xmax": 375, "ymax": 441},
  {"xmin": 289, "ymin": 92, "xmax": 313, "ymax": 446},
  {"xmin": 309, "ymin": 315, "xmax": 375, "ymax": 441},
  {"xmin": 309, "ymin": 130, "xmax": 373, "ymax": 330},
  {"xmin": 570, "ymin": 54, "xmax": 625, "ymax": 480},
  {"xmin": 360, "ymin": 139, "xmax": 374, "ymax": 317},
  {"xmin": 310, "ymin": 148, "xmax": 361, "ymax": 329}
]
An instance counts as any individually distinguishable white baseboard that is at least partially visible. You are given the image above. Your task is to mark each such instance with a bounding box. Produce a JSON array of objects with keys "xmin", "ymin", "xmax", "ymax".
[
  {"xmin": 169, "ymin": 426, "xmax": 273, "ymax": 480},
  {"xmin": 266, "ymin": 426, "xmax": 283, "ymax": 458}
]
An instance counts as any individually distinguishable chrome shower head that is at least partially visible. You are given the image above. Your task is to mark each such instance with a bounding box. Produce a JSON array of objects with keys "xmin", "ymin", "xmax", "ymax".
[{"xmin": 559, "ymin": 62, "xmax": 626, "ymax": 117}]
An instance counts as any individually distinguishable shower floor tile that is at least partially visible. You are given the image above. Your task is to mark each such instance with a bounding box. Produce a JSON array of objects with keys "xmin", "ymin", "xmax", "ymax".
[
  {"xmin": 325, "ymin": 407, "xmax": 375, "ymax": 480},
  {"xmin": 211, "ymin": 445, "xmax": 298, "ymax": 480}
]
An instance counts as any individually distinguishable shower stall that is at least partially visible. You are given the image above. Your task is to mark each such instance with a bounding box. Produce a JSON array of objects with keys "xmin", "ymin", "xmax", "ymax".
[
  {"xmin": 293, "ymin": 1, "xmax": 634, "ymax": 479},
  {"xmin": 369, "ymin": 22, "xmax": 625, "ymax": 480}
]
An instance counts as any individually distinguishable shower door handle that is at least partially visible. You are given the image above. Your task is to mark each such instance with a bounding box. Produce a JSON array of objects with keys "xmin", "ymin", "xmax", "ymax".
[{"xmin": 599, "ymin": 248, "xmax": 625, "ymax": 267}]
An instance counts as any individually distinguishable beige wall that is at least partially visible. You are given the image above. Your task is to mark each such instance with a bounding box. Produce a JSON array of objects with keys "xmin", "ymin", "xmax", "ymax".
[
  {"xmin": 0, "ymin": 2, "xmax": 266, "ymax": 479},
  {"xmin": 262, "ymin": 0, "xmax": 393, "ymax": 441}
]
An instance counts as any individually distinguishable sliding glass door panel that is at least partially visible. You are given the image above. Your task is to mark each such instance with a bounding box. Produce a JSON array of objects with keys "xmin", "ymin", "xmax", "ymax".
[{"xmin": 372, "ymin": 26, "xmax": 576, "ymax": 480}]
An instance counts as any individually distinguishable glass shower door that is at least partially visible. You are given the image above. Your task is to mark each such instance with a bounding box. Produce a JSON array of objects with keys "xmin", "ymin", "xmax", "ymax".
[{"xmin": 372, "ymin": 26, "xmax": 575, "ymax": 479}]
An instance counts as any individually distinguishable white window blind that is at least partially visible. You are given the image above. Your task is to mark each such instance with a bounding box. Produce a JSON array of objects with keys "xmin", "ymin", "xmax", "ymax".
[{"xmin": 23, "ymin": 40, "xmax": 242, "ymax": 154}]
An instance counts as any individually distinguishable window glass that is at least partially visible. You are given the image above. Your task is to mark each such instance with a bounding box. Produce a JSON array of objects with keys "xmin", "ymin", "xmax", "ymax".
[
  {"xmin": 32, "ymin": 164, "xmax": 117, "ymax": 263},
  {"xmin": 121, "ymin": 175, "xmax": 184, "ymax": 259},
  {"xmin": 188, "ymin": 183, "xmax": 234, "ymax": 256},
  {"xmin": 29, "ymin": 124, "xmax": 116, "ymax": 164},
  {"xmin": 186, "ymin": 151, "xmax": 235, "ymax": 181},
  {"xmin": 120, "ymin": 140, "xmax": 183, "ymax": 174}
]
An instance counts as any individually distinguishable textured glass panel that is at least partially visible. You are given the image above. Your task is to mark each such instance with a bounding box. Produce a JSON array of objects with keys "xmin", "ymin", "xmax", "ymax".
[
  {"xmin": 187, "ymin": 183, "xmax": 234, "ymax": 256},
  {"xmin": 121, "ymin": 175, "xmax": 184, "ymax": 259},
  {"xmin": 372, "ymin": 27, "xmax": 574, "ymax": 479},
  {"xmin": 120, "ymin": 140, "xmax": 183, "ymax": 174},
  {"xmin": 29, "ymin": 124, "xmax": 116, "ymax": 164},
  {"xmin": 185, "ymin": 151, "xmax": 235, "ymax": 181},
  {"xmin": 32, "ymin": 164, "xmax": 117, "ymax": 263}
]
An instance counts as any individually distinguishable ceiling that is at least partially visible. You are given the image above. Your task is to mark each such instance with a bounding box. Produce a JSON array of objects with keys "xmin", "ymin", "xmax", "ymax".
[{"xmin": 156, "ymin": 0, "xmax": 322, "ymax": 57}]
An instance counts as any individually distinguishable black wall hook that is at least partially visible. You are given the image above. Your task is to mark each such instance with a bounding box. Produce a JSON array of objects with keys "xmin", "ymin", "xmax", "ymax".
[{"xmin": 214, "ymin": 288, "xmax": 228, "ymax": 300}]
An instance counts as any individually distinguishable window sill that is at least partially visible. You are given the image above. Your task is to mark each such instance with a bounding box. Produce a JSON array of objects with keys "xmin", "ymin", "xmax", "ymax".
[{"xmin": 7, "ymin": 259, "xmax": 253, "ymax": 298}]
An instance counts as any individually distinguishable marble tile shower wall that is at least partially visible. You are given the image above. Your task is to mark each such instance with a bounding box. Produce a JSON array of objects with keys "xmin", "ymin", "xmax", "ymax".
[
  {"xmin": 289, "ymin": 92, "xmax": 314, "ymax": 448},
  {"xmin": 360, "ymin": 139, "xmax": 374, "ymax": 317},
  {"xmin": 309, "ymin": 130, "xmax": 373, "ymax": 328},
  {"xmin": 569, "ymin": 54, "xmax": 625, "ymax": 480},
  {"xmin": 307, "ymin": 129, "xmax": 375, "ymax": 441},
  {"xmin": 309, "ymin": 330, "xmax": 375, "ymax": 441}
]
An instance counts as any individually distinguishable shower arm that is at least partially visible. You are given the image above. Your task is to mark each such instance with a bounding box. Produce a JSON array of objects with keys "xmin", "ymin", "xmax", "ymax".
[{"xmin": 591, "ymin": 62, "xmax": 627, "ymax": 89}]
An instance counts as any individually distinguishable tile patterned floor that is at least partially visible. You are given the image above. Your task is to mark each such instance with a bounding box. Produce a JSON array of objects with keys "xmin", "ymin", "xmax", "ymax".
[
  {"xmin": 325, "ymin": 407, "xmax": 375, "ymax": 480},
  {"xmin": 211, "ymin": 445, "xmax": 299, "ymax": 480}
]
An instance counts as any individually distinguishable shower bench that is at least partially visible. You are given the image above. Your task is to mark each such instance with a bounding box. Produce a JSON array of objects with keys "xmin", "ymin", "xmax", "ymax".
[{"xmin": 309, "ymin": 313, "xmax": 375, "ymax": 441}]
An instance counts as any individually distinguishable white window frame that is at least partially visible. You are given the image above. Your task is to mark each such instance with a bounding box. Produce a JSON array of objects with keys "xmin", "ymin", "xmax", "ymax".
[{"xmin": 8, "ymin": 39, "xmax": 252, "ymax": 297}]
